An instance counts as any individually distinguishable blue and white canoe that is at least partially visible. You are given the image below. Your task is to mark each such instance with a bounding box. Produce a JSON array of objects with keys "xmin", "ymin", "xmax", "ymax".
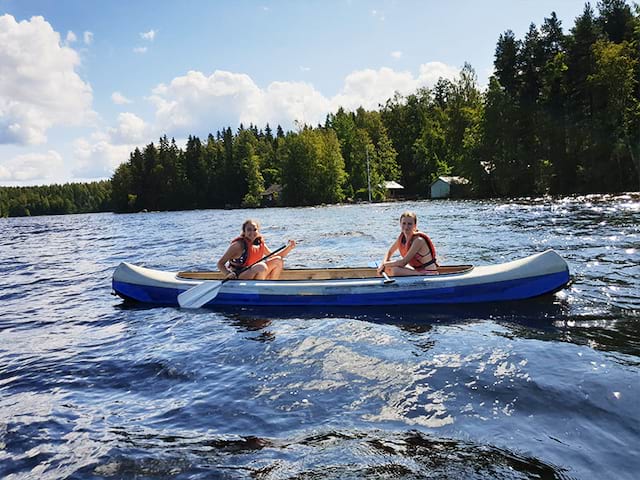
[{"xmin": 112, "ymin": 249, "xmax": 570, "ymax": 307}]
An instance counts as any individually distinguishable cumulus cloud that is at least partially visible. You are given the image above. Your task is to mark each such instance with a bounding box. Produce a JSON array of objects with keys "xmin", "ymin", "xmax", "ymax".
[
  {"xmin": 111, "ymin": 91, "xmax": 132, "ymax": 105},
  {"xmin": 148, "ymin": 70, "xmax": 264, "ymax": 136},
  {"xmin": 140, "ymin": 29, "xmax": 156, "ymax": 41},
  {"xmin": 331, "ymin": 67, "xmax": 417, "ymax": 111},
  {"xmin": 108, "ymin": 112, "xmax": 148, "ymax": 144},
  {"xmin": 72, "ymin": 113, "xmax": 150, "ymax": 178},
  {"xmin": 73, "ymin": 138, "xmax": 133, "ymax": 178},
  {"xmin": 71, "ymin": 62, "xmax": 461, "ymax": 180},
  {"xmin": 146, "ymin": 63, "xmax": 459, "ymax": 136},
  {"xmin": 391, "ymin": 51, "xmax": 402, "ymax": 59},
  {"xmin": 66, "ymin": 30, "xmax": 77, "ymax": 43},
  {"xmin": 83, "ymin": 31, "xmax": 93, "ymax": 45},
  {"xmin": 0, "ymin": 150, "xmax": 64, "ymax": 182},
  {"xmin": 331, "ymin": 62, "xmax": 457, "ymax": 111},
  {"xmin": 0, "ymin": 14, "xmax": 94, "ymax": 145},
  {"xmin": 264, "ymin": 80, "xmax": 332, "ymax": 127},
  {"xmin": 417, "ymin": 61, "xmax": 459, "ymax": 86}
]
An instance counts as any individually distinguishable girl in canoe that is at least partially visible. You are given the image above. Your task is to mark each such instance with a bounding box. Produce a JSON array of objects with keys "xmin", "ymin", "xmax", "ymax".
[
  {"xmin": 377, "ymin": 211, "xmax": 438, "ymax": 276},
  {"xmin": 217, "ymin": 219, "xmax": 296, "ymax": 280}
]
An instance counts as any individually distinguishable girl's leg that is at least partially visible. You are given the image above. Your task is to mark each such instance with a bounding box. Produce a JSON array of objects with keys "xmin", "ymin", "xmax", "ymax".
[
  {"xmin": 238, "ymin": 262, "xmax": 269, "ymax": 280},
  {"xmin": 265, "ymin": 256, "xmax": 284, "ymax": 279}
]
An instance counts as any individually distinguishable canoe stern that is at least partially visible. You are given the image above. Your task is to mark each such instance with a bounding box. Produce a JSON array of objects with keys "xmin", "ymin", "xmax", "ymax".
[{"xmin": 112, "ymin": 262, "xmax": 191, "ymax": 305}]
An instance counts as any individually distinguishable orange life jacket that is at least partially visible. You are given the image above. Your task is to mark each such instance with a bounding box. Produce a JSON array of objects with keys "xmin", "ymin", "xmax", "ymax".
[
  {"xmin": 398, "ymin": 231, "xmax": 437, "ymax": 269},
  {"xmin": 228, "ymin": 235, "xmax": 266, "ymax": 269}
]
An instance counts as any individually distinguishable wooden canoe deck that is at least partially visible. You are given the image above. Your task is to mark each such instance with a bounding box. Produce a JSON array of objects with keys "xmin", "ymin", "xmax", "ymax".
[{"xmin": 177, "ymin": 265, "xmax": 473, "ymax": 281}]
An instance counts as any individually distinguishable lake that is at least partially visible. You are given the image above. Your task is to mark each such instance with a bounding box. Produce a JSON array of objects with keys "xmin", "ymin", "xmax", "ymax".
[{"xmin": 1, "ymin": 194, "xmax": 638, "ymax": 479}]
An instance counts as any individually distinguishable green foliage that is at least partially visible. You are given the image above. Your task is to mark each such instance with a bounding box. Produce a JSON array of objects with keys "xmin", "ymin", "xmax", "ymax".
[
  {"xmin": 0, "ymin": 181, "xmax": 112, "ymax": 218},
  {"xmin": 478, "ymin": 0, "xmax": 640, "ymax": 195},
  {"xmin": 280, "ymin": 127, "xmax": 346, "ymax": 205}
]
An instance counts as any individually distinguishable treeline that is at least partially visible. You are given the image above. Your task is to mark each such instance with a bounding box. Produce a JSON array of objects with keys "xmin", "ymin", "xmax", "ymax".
[
  {"xmin": 475, "ymin": 0, "xmax": 640, "ymax": 195},
  {"xmin": 381, "ymin": 0, "xmax": 640, "ymax": 197},
  {"xmin": 3, "ymin": 1, "xmax": 640, "ymax": 218},
  {"xmin": 111, "ymin": 110, "xmax": 400, "ymax": 212},
  {"xmin": 0, "ymin": 181, "xmax": 112, "ymax": 217},
  {"xmin": 111, "ymin": 0, "xmax": 640, "ymax": 212}
]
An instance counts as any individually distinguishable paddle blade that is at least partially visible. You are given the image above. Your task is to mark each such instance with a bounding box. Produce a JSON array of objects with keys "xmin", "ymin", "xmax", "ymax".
[{"xmin": 178, "ymin": 280, "xmax": 223, "ymax": 309}]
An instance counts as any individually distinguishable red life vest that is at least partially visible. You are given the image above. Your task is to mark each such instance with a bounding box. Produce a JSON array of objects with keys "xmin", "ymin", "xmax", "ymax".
[
  {"xmin": 228, "ymin": 235, "xmax": 266, "ymax": 269},
  {"xmin": 397, "ymin": 231, "xmax": 437, "ymax": 269}
]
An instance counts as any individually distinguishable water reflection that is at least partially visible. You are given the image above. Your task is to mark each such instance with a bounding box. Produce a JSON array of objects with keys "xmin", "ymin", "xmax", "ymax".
[
  {"xmin": 83, "ymin": 428, "xmax": 569, "ymax": 479},
  {"xmin": 211, "ymin": 295, "xmax": 572, "ymax": 327},
  {"xmin": 244, "ymin": 320, "xmax": 544, "ymax": 432}
]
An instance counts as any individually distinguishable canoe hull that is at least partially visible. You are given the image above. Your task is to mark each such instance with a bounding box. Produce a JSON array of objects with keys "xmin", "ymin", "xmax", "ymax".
[{"xmin": 112, "ymin": 250, "xmax": 570, "ymax": 308}]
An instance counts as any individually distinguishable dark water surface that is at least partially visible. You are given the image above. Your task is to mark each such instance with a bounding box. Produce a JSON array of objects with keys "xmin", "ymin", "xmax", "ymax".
[{"xmin": 1, "ymin": 195, "xmax": 638, "ymax": 479}]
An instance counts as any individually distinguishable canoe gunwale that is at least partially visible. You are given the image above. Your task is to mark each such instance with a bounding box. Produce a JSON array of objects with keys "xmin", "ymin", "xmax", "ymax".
[
  {"xmin": 176, "ymin": 264, "xmax": 475, "ymax": 281},
  {"xmin": 112, "ymin": 249, "xmax": 570, "ymax": 307}
]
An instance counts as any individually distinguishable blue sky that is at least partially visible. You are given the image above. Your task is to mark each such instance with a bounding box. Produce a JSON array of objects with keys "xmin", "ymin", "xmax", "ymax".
[{"xmin": 0, "ymin": 0, "xmax": 588, "ymax": 186}]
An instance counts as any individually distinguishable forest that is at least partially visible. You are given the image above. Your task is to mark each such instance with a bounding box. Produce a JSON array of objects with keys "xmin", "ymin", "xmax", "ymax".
[
  {"xmin": 0, "ymin": 181, "xmax": 112, "ymax": 218},
  {"xmin": 1, "ymin": 0, "xmax": 639, "ymax": 217}
]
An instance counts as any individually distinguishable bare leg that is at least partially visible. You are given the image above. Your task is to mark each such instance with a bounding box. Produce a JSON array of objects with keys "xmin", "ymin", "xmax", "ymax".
[
  {"xmin": 238, "ymin": 262, "xmax": 269, "ymax": 280},
  {"xmin": 265, "ymin": 257, "xmax": 284, "ymax": 279}
]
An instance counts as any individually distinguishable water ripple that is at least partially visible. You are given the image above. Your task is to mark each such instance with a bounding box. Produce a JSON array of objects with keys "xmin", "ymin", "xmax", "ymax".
[{"xmin": 1, "ymin": 194, "xmax": 639, "ymax": 479}]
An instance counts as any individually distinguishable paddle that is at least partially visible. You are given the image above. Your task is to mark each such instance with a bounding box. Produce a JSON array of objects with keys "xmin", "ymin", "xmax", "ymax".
[
  {"xmin": 372, "ymin": 262, "xmax": 395, "ymax": 284},
  {"xmin": 178, "ymin": 244, "xmax": 287, "ymax": 309}
]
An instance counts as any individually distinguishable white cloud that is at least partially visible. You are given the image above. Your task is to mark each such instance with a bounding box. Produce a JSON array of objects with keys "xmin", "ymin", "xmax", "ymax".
[
  {"xmin": 111, "ymin": 91, "xmax": 132, "ymax": 105},
  {"xmin": 133, "ymin": 46, "xmax": 147, "ymax": 54},
  {"xmin": 148, "ymin": 70, "xmax": 264, "ymax": 135},
  {"xmin": 73, "ymin": 137, "xmax": 133, "ymax": 178},
  {"xmin": 108, "ymin": 112, "xmax": 148, "ymax": 144},
  {"xmin": 0, "ymin": 150, "xmax": 64, "ymax": 182},
  {"xmin": 264, "ymin": 80, "xmax": 332, "ymax": 127},
  {"xmin": 83, "ymin": 31, "xmax": 93, "ymax": 45},
  {"xmin": 331, "ymin": 67, "xmax": 418, "ymax": 111},
  {"xmin": 0, "ymin": 15, "xmax": 94, "ymax": 145},
  {"xmin": 148, "ymin": 70, "xmax": 337, "ymax": 135},
  {"xmin": 140, "ymin": 29, "xmax": 156, "ymax": 41},
  {"xmin": 146, "ymin": 63, "xmax": 460, "ymax": 136},
  {"xmin": 66, "ymin": 30, "xmax": 77, "ymax": 43},
  {"xmin": 69, "ymin": 62, "xmax": 462, "ymax": 181},
  {"xmin": 417, "ymin": 61, "xmax": 459, "ymax": 86},
  {"xmin": 72, "ymin": 113, "xmax": 149, "ymax": 178},
  {"xmin": 391, "ymin": 51, "xmax": 402, "ymax": 59}
]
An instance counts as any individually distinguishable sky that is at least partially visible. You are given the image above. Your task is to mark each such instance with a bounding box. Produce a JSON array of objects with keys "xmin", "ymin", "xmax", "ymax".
[{"xmin": 0, "ymin": 0, "xmax": 590, "ymax": 186}]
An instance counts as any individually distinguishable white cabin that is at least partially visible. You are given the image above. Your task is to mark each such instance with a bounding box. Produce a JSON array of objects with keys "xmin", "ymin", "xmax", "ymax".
[{"xmin": 430, "ymin": 176, "xmax": 470, "ymax": 199}]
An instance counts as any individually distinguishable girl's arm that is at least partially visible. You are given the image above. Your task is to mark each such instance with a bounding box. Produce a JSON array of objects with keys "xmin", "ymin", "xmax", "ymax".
[
  {"xmin": 216, "ymin": 241, "xmax": 243, "ymax": 274},
  {"xmin": 280, "ymin": 239, "xmax": 296, "ymax": 258},
  {"xmin": 378, "ymin": 239, "xmax": 400, "ymax": 273},
  {"xmin": 384, "ymin": 237, "xmax": 426, "ymax": 268},
  {"xmin": 265, "ymin": 239, "xmax": 296, "ymax": 257}
]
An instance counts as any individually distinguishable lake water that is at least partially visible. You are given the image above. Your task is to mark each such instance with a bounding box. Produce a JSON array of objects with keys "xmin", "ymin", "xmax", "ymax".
[{"xmin": 1, "ymin": 194, "xmax": 639, "ymax": 479}]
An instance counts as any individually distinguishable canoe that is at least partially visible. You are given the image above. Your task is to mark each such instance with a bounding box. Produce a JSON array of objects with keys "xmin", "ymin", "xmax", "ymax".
[{"xmin": 112, "ymin": 249, "xmax": 570, "ymax": 307}]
